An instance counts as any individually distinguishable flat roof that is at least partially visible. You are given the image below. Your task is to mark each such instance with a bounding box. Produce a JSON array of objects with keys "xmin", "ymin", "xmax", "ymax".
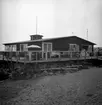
[{"xmin": 3, "ymin": 36, "xmax": 96, "ymax": 45}]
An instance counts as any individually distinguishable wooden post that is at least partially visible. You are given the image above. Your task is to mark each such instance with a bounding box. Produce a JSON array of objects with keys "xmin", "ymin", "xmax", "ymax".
[
  {"xmin": 16, "ymin": 51, "xmax": 19, "ymax": 61},
  {"xmin": 42, "ymin": 51, "xmax": 43, "ymax": 60},
  {"xmin": 70, "ymin": 51, "xmax": 72, "ymax": 59},
  {"xmin": 16, "ymin": 51, "xmax": 18, "ymax": 61},
  {"xmin": 18, "ymin": 52, "xmax": 20, "ymax": 60},
  {"xmin": 10, "ymin": 51, "xmax": 12, "ymax": 61},
  {"xmin": 36, "ymin": 52, "xmax": 37, "ymax": 61},
  {"xmin": 67, "ymin": 51, "xmax": 69, "ymax": 59},
  {"xmin": 97, "ymin": 48, "xmax": 99, "ymax": 59},
  {"xmin": 46, "ymin": 52, "xmax": 47, "ymax": 60},
  {"xmin": 29, "ymin": 52, "xmax": 32, "ymax": 61},
  {"xmin": 59, "ymin": 52, "xmax": 61, "ymax": 59},
  {"xmin": 24, "ymin": 52, "xmax": 26, "ymax": 64},
  {"xmin": 3, "ymin": 52, "xmax": 4, "ymax": 60},
  {"xmin": 85, "ymin": 50, "xmax": 86, "ymax": 60}
]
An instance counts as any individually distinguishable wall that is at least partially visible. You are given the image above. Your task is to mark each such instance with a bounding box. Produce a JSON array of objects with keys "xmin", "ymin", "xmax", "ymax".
[
  {"xmin": 44, "ymin": 36, "xmax": 94, "ymax": 51},
  {"xmin": 4, "ymin": 36, "xmax": 94, "ymax": 52}
]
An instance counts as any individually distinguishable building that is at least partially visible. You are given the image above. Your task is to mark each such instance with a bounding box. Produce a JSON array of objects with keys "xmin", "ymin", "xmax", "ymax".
[{"xmin": 3, "ymin": 34, "xmax": 96, "ymax": 61}]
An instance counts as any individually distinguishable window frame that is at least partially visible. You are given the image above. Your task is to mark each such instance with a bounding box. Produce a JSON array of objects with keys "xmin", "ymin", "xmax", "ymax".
[
  {"xmin": 20, "ymin": 44, "xmax": 28, "ymax": 52},
  {"xmin": 42, "ymin": 42, "xmax": 52, "ymax": 52},
  {"xmin": 69, "ymin": 44, "xmax": 79, "ymax": 52}
]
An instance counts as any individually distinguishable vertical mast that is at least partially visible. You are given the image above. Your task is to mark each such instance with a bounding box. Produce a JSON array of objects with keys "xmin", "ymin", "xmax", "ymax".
[
  {"xmin": 36, "ymin": 16, "xmax": 38, "ymax": 34},
  {"xmin": 87, "ymin": 29, "xmax": 88, "ymax": 40},
  {"xmin": 72, "ymin": 32, "xmax": 74, "ymax": 35}
]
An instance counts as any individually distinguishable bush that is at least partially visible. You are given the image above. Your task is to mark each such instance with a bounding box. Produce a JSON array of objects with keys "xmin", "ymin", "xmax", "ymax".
[{"xmin": 0, "ymin": 71, "xmax": 9, "ymax": 80}]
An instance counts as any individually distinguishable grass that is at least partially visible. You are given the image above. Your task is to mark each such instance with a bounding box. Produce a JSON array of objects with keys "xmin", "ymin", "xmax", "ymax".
[{"xmin": 0, "ymin": 67, "xmax": 102, "ymax": 105}]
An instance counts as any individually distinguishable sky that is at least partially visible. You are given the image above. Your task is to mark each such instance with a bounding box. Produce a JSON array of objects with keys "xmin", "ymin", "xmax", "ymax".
[{"xmin": 0, "ymin": 0, "xmax": 102, "ymax": 50}]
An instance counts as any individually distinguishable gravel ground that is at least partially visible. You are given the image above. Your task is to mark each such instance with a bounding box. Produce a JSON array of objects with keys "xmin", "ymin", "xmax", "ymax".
[{"xmin": 0, "ymin": 67, "xmax": 102, "ymax": 105}]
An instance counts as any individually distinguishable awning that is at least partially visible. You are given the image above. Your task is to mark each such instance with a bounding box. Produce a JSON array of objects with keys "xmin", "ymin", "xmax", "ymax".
[{"xmin": 27, "ymin": 45, "xmax": 41, "ymax": 48}]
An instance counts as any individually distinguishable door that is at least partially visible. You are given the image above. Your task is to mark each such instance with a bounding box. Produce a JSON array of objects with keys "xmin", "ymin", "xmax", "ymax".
[{"xmin": 42, "ymin": 43, "xmax": 52, "ymax": 60}]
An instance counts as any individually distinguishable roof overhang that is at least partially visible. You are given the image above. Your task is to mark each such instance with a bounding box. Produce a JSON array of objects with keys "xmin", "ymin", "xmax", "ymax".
[{"xmin": 3, "ymin": 36, "xmax": 96, "ymax": 45}]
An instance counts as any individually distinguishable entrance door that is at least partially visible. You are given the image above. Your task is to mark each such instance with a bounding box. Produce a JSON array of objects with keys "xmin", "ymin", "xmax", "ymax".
[{"xmin": 42, "ymin": 43, "xmax": 52, "ymax": 60}]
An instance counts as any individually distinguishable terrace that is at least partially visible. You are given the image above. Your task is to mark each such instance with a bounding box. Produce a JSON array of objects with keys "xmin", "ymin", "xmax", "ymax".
[{"xmin": 0, "ymin": 50, "xmax": 101, "ymax": 63}]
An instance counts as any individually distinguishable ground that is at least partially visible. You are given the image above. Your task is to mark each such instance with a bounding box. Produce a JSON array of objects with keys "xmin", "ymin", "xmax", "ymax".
[{"xmin": 0, "ymin": 67, "xmax": 102, "ymax": 105}]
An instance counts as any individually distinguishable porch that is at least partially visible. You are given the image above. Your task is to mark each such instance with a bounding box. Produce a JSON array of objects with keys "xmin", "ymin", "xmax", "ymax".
[{"xmin": 0, "ymin": 50, "xmax": 100, "ymax": 63}]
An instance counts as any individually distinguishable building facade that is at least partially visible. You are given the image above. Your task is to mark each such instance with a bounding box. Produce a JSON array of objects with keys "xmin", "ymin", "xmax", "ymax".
[{"xmin": 4, "ymin": 35, "xmax": 95, "ymax": 53}]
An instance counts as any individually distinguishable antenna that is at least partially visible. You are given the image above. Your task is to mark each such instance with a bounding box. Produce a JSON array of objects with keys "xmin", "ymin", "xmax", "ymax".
[
  {"xmin": 87, "ymin": 29, "xmax": 88, "ymax": 40},
  {"xmin": 36, "ymin": 16, "xmax": 38, "ymax": 34},
  {"xmin": 72, "ymin": 32, "xmax": 74, "ymax": 35}
]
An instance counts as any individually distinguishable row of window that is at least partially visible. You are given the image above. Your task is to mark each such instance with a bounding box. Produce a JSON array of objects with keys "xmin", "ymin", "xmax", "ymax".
[
  {"xmin": 5, "ymin": 43, "xmax": 92, "ymax": 52},
  {"xmin": 5, "ymin": 44, "xmax": 28, "ymax": 52},
  {"xmin": 5, "ymin": 45, "xmax": 17, "ymax": 51},
  {"xmin": 5, "ymin": 43, "xmax": 52, "ymax": 52}
]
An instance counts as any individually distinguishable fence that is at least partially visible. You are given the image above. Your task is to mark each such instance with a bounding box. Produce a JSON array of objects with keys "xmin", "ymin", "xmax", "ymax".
[{"xmin": 0, "ymin": 50, "xmax": 101, "ymax": 62}]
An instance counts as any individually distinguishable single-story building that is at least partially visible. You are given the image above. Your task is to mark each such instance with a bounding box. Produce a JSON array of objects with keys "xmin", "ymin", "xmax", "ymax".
[{"xmin": 3, "ymin": 34, "xmax": 96, "ymax": 60}]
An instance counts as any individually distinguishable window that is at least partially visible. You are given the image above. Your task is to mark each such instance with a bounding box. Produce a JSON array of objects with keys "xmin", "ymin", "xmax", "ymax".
[
  {"xmin": 82, "ymin": 45, "xmax": 88, "ymax": 50},
  {"xmin": 24, "ymin": 44, "xmax": 28, "ymax": 51},
  {"xmin": 5, "ymin": 45, "xmax": 10, "ymax": 51},
  {"xmin": 20, "ymin": 44, "xmax": 24, "ymax": 51},
  {"xmin": 42, "ymin": 43, "xmax": 52, "ymax": 52},
  {"xmin": 9, "ymin": 45, "xmax": 13, "ymax": 51},
  {"xmin": 69, "ymin": 44, "xmax": 79, "ymax": 52},
  {"xmin": 48, "ymin": 43, "xmax": 52, "ymax": 52},
  {"xmin": 12, "ymin": 45, "xmax": 16, "ymax": 51},
  {"xmin": 20, "ymin": 44, "xmax": 28, "ymax": 51},
  {"xmin": 88, "ymin": 45, "xmax": 92, "ymax": 52},
  {"xmin": 43, "ymin": 43, "xmax": 47, "ymax": 52}
]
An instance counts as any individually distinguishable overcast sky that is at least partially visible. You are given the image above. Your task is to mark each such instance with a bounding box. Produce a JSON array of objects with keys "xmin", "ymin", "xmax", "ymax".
[{"xmin": 0, "ymin": 0, "xmax": 102, "ymax": 50}]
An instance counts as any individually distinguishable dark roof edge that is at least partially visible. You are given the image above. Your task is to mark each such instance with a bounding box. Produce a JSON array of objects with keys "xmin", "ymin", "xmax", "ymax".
[
  {"xmin": 3, "ymin": 35, "xmax": 96, "ymax": 45},
  {"xmin": 75, "ymin": 36, "xmax": 96, "ymax": 45},
  {"xmin": 3, "ymin": 36, "xmax": 74, "ymax": 45}
]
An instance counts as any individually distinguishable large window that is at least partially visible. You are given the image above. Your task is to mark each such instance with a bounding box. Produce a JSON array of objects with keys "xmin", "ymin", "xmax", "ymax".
[
  {"xmin": 88, "ymin": 45, "xmax": 92, "ymax": 52},
  {"xmin": 48, "ymin": 43, "xmax": 52, "ymax": 52},
  {"xmin": 5, "ymin": 45, "xmax": 10, "ymax": 51},
  {"xmin": 69, "ymin": 44, "xmax": 79, "ymax": 52},
  {"xmin": 5, "ymin": 45, "xmax": 16, "ymax": 51},
  {"xmin": 20, "ymin": 44, "xmax": 28, "ymax": 51},
  {"xmin": 12, "ymin": 45, "xmax": 16, "ymax": 51},
  {"xmin": 42, "ymin": 43, "xmax": 52, "ymax": 52},
  {"xmin": 43, "ymin": 43, "xmax": 47, "ymax": 52}
]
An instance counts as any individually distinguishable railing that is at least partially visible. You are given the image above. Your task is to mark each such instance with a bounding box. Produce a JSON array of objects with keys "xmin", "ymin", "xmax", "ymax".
[{"xmin": 0, "ymin": 50, "xmax": 101, "ymax": 62}]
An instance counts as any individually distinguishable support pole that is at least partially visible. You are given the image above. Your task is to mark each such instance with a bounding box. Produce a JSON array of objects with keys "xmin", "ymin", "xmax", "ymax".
[{"xmin": 29, "ymin": 52, "xmax": 32, "ymax": 61}]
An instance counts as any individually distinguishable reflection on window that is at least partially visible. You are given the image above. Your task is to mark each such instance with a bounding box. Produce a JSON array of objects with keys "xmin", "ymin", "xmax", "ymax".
[
  {"xmin": 20, "ymin": 44, "xmax": 28, "ymax": 51},
  {"xmin": 69, "ymin": 44, "xmax": 79, "ymax": 52},
  {"xmin": 48, "ymin": 44, "xmax": 52, "ymax": 52},
  {"xmin": 5, "ymin": 45, "xmax": 10, "ymax": 51},
  {"xmin": 44, "ymin": 43, "xmax": 47, "ymax": 52},
  {"xmin": 12, "ymin": 45, "xmax": 16, "ymax": 51},
  {"xmin": 88, "ymin": 45, "xmax": 92, "ymax": 52},
  {"xmin": 42, "ymin": 43, "xmax": 52, "ymax": 52},
  {"xmin": 5, "ymin": 45, "xmax": 17, "ymax": 51}
]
